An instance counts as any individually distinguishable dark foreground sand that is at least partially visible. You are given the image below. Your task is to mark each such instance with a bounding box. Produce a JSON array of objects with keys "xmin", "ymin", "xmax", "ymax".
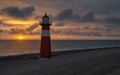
[{"xmin": 0, "ymin": 47, "xmax": 120, "ymax": 75}]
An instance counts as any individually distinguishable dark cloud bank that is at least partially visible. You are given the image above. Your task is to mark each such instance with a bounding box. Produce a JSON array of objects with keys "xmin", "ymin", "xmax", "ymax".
[
  {"xmin": 55, "ymin": 8, "xmax": 120, "ymax": 24},
  {"xmin": 0, "ymin": 6, "xmax": 35, "ymax": 19},
  {"xmin": 55, "ymin": 9, "xmax": 80, "ymax": 22},
  {"xmin": 53, "ymin": 8, "xmax": 120, "ymax": 37},
  {"xmin": 55, "ymin": 8, "xmax": 96, "ymax": 22}
]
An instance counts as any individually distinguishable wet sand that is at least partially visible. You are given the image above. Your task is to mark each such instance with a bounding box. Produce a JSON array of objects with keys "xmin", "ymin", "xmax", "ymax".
[{"xmin": 0, "ymin": 47, "xmax": 120, "ymax": 75}]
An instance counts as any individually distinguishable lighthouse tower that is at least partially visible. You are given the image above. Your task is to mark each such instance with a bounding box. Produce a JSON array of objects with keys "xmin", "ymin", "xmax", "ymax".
[{"xmin": 40, "ymin": 13, "xmax": 52, "ymax": 58}]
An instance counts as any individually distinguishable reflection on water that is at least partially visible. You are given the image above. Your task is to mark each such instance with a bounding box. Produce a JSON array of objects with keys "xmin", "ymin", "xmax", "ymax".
[
  {"xmin": 0, "ymin": 40, "xmax": 40, "ymax": 56},
  {"xmin": 0, "ymin": 40, "xmax": 120, "ymax": 56}
]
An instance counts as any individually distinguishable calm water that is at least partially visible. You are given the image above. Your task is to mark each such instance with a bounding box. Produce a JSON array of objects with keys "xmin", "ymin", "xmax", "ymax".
[{"xmin": 0, "ymin": 40, "xmax": 120, "ymax": 56}]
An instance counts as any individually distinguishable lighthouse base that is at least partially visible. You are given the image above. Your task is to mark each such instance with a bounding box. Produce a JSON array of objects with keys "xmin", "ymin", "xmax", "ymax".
[{"xmin": 40, "ymin": 37, "xmax": 51, "ymax": 58}]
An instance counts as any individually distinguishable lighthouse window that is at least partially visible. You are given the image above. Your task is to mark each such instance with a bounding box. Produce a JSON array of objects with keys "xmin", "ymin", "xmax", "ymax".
[{"xmin": 43, "ymin": 18, "xmax": 49, "ymax": 24}]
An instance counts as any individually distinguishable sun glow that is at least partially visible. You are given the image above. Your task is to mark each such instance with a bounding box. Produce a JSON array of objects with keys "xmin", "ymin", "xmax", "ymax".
[{"xmin": 17, "ymin": 35, "xmax": 24, "ymax": 40}]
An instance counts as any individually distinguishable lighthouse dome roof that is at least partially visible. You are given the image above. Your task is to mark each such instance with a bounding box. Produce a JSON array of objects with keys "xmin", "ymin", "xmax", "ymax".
[{"xmin": 43, "ymin": 13, "xmax": 49, "ymax": 18}]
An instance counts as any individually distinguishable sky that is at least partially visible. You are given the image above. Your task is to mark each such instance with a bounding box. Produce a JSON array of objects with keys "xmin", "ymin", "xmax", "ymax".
[{"xmin": 0, "ymin": 0, "xmax": 120, "ymax": 40}]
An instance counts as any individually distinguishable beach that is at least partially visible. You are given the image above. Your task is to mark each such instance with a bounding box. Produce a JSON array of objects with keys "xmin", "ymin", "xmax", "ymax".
[{"xmin": 0, "ymin": 47, "xmax": 120, "ymax": 75}]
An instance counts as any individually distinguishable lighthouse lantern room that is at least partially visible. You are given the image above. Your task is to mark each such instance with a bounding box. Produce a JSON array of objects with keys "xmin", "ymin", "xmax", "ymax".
[{"xmin": 41, "ymin": 13, "xmax": 51, "ymax": 25}]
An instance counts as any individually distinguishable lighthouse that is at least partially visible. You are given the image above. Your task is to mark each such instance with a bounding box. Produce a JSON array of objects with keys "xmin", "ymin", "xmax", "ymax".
[{"xmin": 40, "ymin": 13, "xmax": 52, "ymax": 58}]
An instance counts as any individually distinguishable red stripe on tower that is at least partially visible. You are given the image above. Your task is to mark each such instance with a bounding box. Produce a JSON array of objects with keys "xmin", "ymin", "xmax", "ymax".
[{"xmin": 40, "ymin": 13, "xmax": 52, "ymax": 58}]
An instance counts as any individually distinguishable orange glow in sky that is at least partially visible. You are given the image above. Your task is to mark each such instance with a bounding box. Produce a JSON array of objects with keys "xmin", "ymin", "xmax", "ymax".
[{"xmin": 4, "ymin": 20, "xmax": 38, "ymax": 25}]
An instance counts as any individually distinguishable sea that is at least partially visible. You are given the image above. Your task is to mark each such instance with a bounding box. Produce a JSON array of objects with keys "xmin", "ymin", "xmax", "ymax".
[{"xmin": 0, "ymin": 40, "xmax": 120, "ymax": 57}]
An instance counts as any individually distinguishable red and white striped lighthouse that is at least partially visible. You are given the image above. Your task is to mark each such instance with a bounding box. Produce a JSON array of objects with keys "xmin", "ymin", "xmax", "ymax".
[{"xmin": 40, "ymin": 13, "xmax": 52, "ymax": 58}]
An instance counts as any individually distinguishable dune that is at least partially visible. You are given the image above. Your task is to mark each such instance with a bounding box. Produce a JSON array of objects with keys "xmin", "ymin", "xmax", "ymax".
[{"xmin": 0, "ymin": 47, "xmax": 120, "ymax": 75}]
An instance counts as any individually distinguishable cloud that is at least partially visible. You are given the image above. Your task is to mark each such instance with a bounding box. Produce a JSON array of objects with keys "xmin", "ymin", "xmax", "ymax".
[
  {"xmin": 0, "ymin": 23, "xmax": 40, "ymax": 35},
  {"xmin": 0, "ymin": 29, "xmax": 3, "ymax": 33},
  {"xmin": 81, "ymin": 11, "xmax": 95, "ymax": 22},
  {"xmin": 55, "ymin": 9, "xmax": 98, "ymax": 23},
  {"xmin": 55, "ymin": 22, "xmax": 64, "ymax": 26},
  {"xmin": 104, "ymin": 17, "xmax": 120, "ymax": 24},
  {"xmin": 51, "ymin": 23, "xmax": 120, "ymax": 38},
  {"xmin": 34, "ymin": 16, "xmax": 41, "ymax": 20},
  {"xmin": 1, "ymin": 6, "xmax": 35, "ymax": 19},
  {"xmin": 26, "ymin": 23, "xmax": 39, "ymax": 31},
  {"xmin": 51, "ymin": 27, "xmax": 103, "ymax": 36},
  {"xmin": 8, "ymin": 28, "xmax": 25, "ymax": 34},
  {"xmin": 55, "ymin": 9, "xmax": 80, "ymax": 22},
  {"xmin": 0, "ymin": 20, "xmax": 21, "ymax": 26},
  {"xmin": 56, "ymin": 8, "xmax": 120, "ymax": 25},
  {"xmin": 0, "ymin": 20, "xmax": 10, "ymax": 26},
  {"xmin": 0, "ymin": 20, "xmax": 3, "ymax": 25}
]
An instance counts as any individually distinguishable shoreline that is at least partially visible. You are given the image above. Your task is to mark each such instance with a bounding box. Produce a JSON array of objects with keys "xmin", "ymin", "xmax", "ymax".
[{"xmin": 0, "ymin": 47, "xmax": 119, "ymax": 61}]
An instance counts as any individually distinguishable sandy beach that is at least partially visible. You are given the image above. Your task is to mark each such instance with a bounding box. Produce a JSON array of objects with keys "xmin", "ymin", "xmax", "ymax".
[{"xmin": 0, "ymin": 47, "xmax": 120, "ymax": 75}]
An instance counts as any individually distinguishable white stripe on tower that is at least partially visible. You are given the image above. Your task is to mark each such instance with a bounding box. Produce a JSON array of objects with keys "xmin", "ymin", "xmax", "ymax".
[{"xmin": 42, "ymin": 30, "xmax": 50, "ymax": 37}]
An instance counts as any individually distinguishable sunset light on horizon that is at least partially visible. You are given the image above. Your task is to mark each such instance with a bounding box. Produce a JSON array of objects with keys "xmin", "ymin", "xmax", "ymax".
[{"xmin": 0, "ymin": 0, "xmax": 120, "ymax": 40}]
